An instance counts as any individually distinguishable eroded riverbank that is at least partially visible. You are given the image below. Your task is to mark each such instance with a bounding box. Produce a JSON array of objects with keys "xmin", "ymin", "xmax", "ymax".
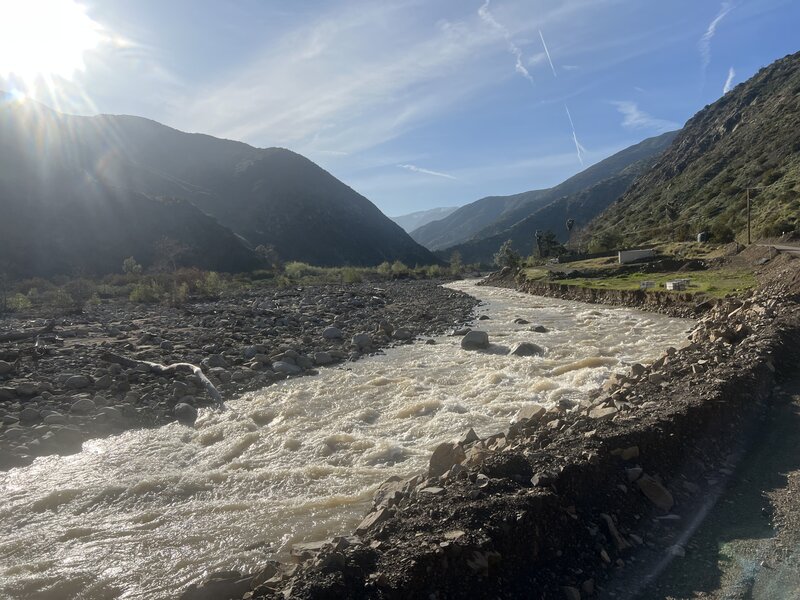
[{"xmin": 0, "ymin": 282, "xmax": 692, "ymax": 599}]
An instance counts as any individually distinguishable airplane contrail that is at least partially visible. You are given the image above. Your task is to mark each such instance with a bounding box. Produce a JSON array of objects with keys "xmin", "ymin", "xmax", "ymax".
[
  {"xmin": 564, "ymin": 105, "xmax": 586, "ymax": 166},
  {"xmin": 539, "ymin": 30, "xmax": 557, "ymax": 78}
]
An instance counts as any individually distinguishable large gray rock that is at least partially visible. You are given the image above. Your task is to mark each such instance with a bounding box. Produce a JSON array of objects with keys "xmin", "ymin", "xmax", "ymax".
[
  {"xmin": 352, "ymin": 333, "xmax": 373, "ymax": 350},
  {"xmin": 323, "ymin": 326, "xmax": 343, "ymax": 340},
  {"xmin": 0, "ymin": 360, "xmax": 13, "ymax": 375},
  {"xmin": 510, "ymin": 342, "xmax": 544, "ymax": 357},
  {"xmin": 70, "ymin": 397, "xmax": 96, "ymax": 415},
  {"xmin": 19, "ymin": 407, "xmax": 41, "ymax": 423},
  {"xmin": 202, "ymin": 354, "xmax": 228, "ymax": 369},
  {"xmin": 393, "ymin": 327, "xmax": 413, "ymax": 341},
  {"xmin": 428, "ymin": 442, "xmax": 466, "ymax": 478},
  {"xmin": 273, "ymin": 361, "xmax": 302, "ymax": 375},
  {"xmin": 637, "ymin": 474, "xmax": 674, "ymax": 511},
  {"xmin": 460, "ymin": 330, "xmax": 489, "ymax": 350},
  {"xmin": 65, "ymin": 375, "xmax": 91, "ymax": 390},
  {"xmin": 313, "ymin": 352, "xmax": 333, "ymax": 366},
  {"xmin": 174, "ymin": 402, "xmax": 198, "ymax": 426}
]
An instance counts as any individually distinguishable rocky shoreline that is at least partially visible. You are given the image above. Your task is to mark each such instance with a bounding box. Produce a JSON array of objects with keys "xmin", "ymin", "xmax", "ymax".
[
  {"xmin": 0, "ymin": 280, "xmax": 479, "ymax": 470},
  {"xmin": 194, "ymin": 262, "xmax": 800, "ymax": 600}
]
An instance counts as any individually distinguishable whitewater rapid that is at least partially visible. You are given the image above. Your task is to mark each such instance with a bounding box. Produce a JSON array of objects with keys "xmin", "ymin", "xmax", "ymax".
[{"xmin": 0, "ymin": 281, "xmax": 692, "ymax": 599}]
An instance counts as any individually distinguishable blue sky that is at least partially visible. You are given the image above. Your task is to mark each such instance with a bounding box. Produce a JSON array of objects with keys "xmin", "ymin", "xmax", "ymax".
[{"xmin": 1, "ymin": 0, "xmax": 798, "ymax": 216}]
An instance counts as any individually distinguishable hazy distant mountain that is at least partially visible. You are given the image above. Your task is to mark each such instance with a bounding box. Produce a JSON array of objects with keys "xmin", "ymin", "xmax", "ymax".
[
  {"xmin": 441, "ymin": 140, "xmax": 672, "ymax": 265},
  {"xmin": 0, "ymin": 98, "xmax": 437, "ymax": 277},
  {"xmin": 409, "ymin": 131, "xmax": 676, "ymax": 252},
  {"xmin": 390, "ymin": 206, "xmax": 458, "ymax": 233},
  {"xmin": 588, "ymin": 51, "xmax": 800, "ymax": 246}
]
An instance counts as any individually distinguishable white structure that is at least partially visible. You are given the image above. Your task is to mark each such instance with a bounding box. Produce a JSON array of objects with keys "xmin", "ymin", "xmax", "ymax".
[
  {"xmin": 618, "ymin": 249, "xmax": 655, "ymax": 264},
  {"xmin": 666, "ymin": 279, "xmax": 690, "ymax": 291},
  {"xmin": 640, "ymin": 281, "xmax": 656, "ymax": 290}
]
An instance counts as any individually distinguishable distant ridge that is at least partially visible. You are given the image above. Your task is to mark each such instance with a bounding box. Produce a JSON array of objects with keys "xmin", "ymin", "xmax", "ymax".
[{"xmin": 391, "ymin": 206, "xmax": 458, "ymax": 233}]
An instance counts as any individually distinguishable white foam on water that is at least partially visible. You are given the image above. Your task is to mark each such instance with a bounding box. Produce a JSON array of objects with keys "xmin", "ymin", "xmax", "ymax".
[{"xmin": 0, "ymin": 281, "xmax": 692, "ymax": 599}]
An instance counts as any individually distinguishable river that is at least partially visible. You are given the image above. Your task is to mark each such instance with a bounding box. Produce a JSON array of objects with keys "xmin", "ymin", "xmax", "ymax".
[{"xmin": 0, "ymin": 281, "xmax": 692, "ymax": 599}]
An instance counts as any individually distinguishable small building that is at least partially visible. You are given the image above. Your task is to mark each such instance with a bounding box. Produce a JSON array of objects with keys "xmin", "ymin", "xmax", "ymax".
[
  {"xmin": 666, "ymin": 279, "xmax": 689, "ymax": 291},
  {"xmin": 640, "ymin": 281, "xmax": 656, "ymax": 290}
]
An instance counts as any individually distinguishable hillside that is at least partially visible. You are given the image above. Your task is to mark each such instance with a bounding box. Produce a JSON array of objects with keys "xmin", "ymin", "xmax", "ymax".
[
  {"xmin": 390, "ymin": 206, "xmax": 458, "ymax": 233},
  {"xmin": 411, "ymin": 131, "xmax": 676, "ymax": 253},
  {"xmin": 0, "ymin": 98, "xmax": 436, "ymax": 276},
  {"xmin": 588, "ymin": 51, "xmax": 800, "ymax": 247}
]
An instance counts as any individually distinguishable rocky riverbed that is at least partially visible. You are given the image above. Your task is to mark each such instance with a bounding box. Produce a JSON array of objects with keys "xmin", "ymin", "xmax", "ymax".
[
  {"xmin": 0, "ymin": 281, "xmax": 478, "ymax": 470},
  {"xmin": 200, "ymin": 259, "xmax": 800, "ymax": 600}
]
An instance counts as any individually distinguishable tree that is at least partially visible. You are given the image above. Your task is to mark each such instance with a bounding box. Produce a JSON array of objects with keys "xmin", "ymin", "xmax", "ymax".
[
  {"xmin": 154, "ymin": 237, "xmax": 190, "ymax": 272},
  {"xmin": 255, "ymin": 244, "xmax": 283, "ymax": 273},
  {"xmin": 494, "ymin": 240, "xmax": 521, "ymax": 269},
  {"xmin": 588, "ymin": 229, "xmax": 623, "ymax": 253},
  {"xmin": 449, "ymin": 251, "xmax": 463, "ymax": 276},
  {"xmin": 63, "ymin": 278, "xmax": 96, "ymax": 312},
  {"xmin": 535, "ymin": 230, "xmax": 566, "ymax": 258},
  {"xmin": 122, "ymin": 256, "xmax": 143, "ymax": 276}
]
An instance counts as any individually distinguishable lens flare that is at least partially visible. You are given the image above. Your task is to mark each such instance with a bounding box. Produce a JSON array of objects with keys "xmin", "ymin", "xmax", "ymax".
[{"xmin": 0, "ymin": 0, "xmax": 104, "ymax": 83}]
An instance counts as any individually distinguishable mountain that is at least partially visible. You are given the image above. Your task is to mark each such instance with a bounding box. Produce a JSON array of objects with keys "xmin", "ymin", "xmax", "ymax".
[
  {"xmin": 410, "ymin": 131, "xmax": 677, "ymax": 252},
  {"xmin": 418, "ymin": 131, "xmax": 677, "ymax": 264},
  {"xmin": 0, "ymin": 97, "xmax": 437, "ymax": 277},
  {"xmin": 390, "ymin": 206, "xmax": 458, "ymax": 233},
  {"xmin": 588, "ymin": 51, "xmax": 800, "ymax": 247}
]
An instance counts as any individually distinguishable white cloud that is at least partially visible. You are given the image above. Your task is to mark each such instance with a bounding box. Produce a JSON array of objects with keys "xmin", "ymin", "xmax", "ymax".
[
  {"xmin": 723, "ymin": 66, "xmax": 735, "ymax": 93},
  {"xmin": 699, "ymin": 3, "xmax": 734, "ymax": 70},
  {"xmin": 398, "ymin": 164, "xmax": 458, "ymax": 180},
  {"xmin": 612, "ymin": 101, "xmax": 679, "ymax": 133},
  {"xmin": 478, "ymin": 0, "xmax": 533, "ymax": 83}
]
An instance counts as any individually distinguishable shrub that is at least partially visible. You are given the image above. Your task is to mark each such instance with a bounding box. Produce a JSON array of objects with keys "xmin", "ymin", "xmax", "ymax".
[
  {"xmin": 390, "ymin": 260, "xmax": 409, "ymax": 277},
  {"xmin": 122, "ymin": 256, "xmax": 143, "ymax": 275},
  {"xmin": 341, "ymin": 268, "xmax": 362, "ymax": 284},
  {"xmin": 376, "ymin": 261, "xmax": 392, "ymax": 276},
  {"xmin": 130, "ymin": 280, "xmax": 165, "ymax": 303}
]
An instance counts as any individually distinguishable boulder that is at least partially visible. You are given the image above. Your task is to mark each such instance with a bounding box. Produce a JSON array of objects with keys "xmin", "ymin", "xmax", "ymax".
[
  {"xmin": 0, "ymin": 360, "xmax": 13, "ymax": 375},
  {"xmin": 273, "ymin": 361, "xmax": 302, "ymax": 375},
  {"xmin": 637, "ymin": 474, "xmax": 674, "ymax": 511},
  {"xmin": 530, "ymin": 325, "xmax": 548, "ymax": 333},
  {"xmin": 19, "ymin": 407, "xmax": 41, "ymax": 423},
  {"xmin": 393, "ymin": 327, "xmax": 413, "ymax": 341},
  {"xmin": 513, "ymin": 403, "xmax": 546, "ymax": 423},
  {"xmin": 352, "ymin": 333, "xmax": 373, "ymax": 350},
  {"xmin": 461, "ymin": 330, "xmax": 489, "ymax": 350},
  {"xmin": 322, "ymin": 327, "xmax": 343, "ymax": 340},
  {"xmin": 589, "ymin": 406, "xmax": 618, "ymax": 421},
  {"xmin": 65, "ymin": 375, "xmax": 91, "ymax": 390},
  {"xmin": 70, "ymin": 397, "xmax": 96, "ymax": 415},
  {"xmin": 513, "ymin": 318, "xmax": 530, "ymax": 325},
  {"xmin": 313, "ymin": 352, "xmax": 333, "ymax": 366},
  {"xmin": 428, "ymin": 442, "xmax": 466, "ymax": 477},
  {"xmin": 174, "ymin": 403, "xmax": 198, "ymax": 426},
  {"xmin": 202, "ymin": 354, "xmax": 228, "ymax": 369},
  {"xmin": 510, "ymin": 342, "xmax": 544, "ymax": 357}
]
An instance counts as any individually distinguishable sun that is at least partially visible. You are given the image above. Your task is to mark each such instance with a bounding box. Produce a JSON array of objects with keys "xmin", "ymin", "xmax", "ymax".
[{"xmin": 0, "ymin": 0, "xmax": 104, "ymax": 83}]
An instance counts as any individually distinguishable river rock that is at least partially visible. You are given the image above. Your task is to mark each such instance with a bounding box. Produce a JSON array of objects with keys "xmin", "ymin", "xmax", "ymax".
[
  {"xmin": 323, "ymin": 326, "xmax": 343, "ymax": 340},
  {"xmin": 589, "ymin": 406, "xmax": 618, "ymax": 421},
  {"xmin": 19, "ymin": 407, "xmax": 41, "ymax": 423},
  {"xmin": 637, "ymin": 474, "xmax": 674, "ymax": 511},
  {"xmin": 393, "ymin": 327, "xmax": 413, "ymax": 340},
  {"xmin": 513, "ymin": 318, "xmax": 530, "ymax": 324},
  {"xmin": 356, "ymin": 507, "xmax": 390, "ymax": 535},
  {"xmin": 174, "ymin": 403, "xmax": 198, "ymax": 426},
  {"xmin": 510, "ymin": 342, "xmax": 544, "ymax": 357},
  {"xmin": 530, "ymin": 325, "xmax": 549, "ymax": 333},
  {"xmin": 202, "ymin": 354, "xmax": 228, "ymax": 369},
  {"xmin": 273, "ymin": 361, "xmax": 302, "ymax": 375},
  {"xmin": 179, "ymin": 571, "xmax": 253, "ymax": 600},
  {"xmin": 352, "ymin": 333, "xmax": 373, "ymax": 350},
  {"xmin": 65, "ymin": 375, "xmax": 91, "ymax": 390},
  {"xmin": 43, "ymin": 412, "xmax": 67, "ymax": 425},
  {"xmin": 514, "ymin": 403, "xmax": 546, "ymax": 423},
  {"xmin": 428, "ymin": 442, "xmax": 466, "ymax": 477},
  {"xmin": 461, "ymin": 330, "xmax": 489, "ymax": 350},
  {"xmin": 70, "ymin": 397, "xmax": 96, "ymax": 415},
  {"xmin": 313, "ymin": 352, "xmax": 333, "ymax": 366},
  {"xmin": 0, "ymin": 360, "xmax": 14, "ymax": 375}
]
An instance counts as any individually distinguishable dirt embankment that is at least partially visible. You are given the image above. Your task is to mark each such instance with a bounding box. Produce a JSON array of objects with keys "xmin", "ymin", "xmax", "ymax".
[{"xmin": 187, "ymin": 259, "xmax": 800, "ymax": 600}]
